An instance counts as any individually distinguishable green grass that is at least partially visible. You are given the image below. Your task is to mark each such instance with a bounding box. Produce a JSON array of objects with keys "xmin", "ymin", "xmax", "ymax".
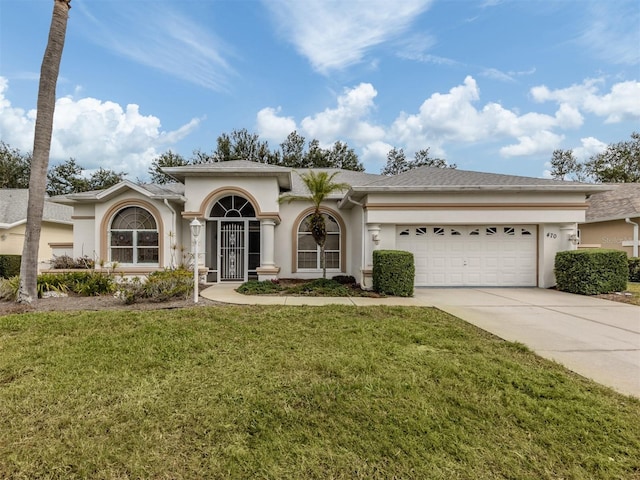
[
  {"xmin": 626, "ymin": 282, "xmax": 640, "ymax": 305},
  {"xmin": 1, "ymin": 306, "xmax": 639, "ymax": 479},
  {"xmin": 237, "ymin": 278, "xmax": 380, "ymax": 297}
]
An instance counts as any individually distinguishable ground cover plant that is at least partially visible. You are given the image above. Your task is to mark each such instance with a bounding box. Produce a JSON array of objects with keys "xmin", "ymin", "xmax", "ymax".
[
  {"xmin": 1, "ymin": 306, "xmax": 638, "ymax": 479},
  {"xmin": 237, "ymin": 278, "xmax": 381, "ymax": 297}
]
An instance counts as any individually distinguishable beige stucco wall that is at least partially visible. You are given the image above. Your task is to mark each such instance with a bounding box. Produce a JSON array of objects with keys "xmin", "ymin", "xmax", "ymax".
[
  {"xmin": 0, "ymin": 221, "xmax": 73, "ymax": 265},
  {"xmin": 579, "ymin": 217, "xmax": 639, "ymax": 257},
  {"xmin": 73, "ymin": 190, "xmax": 182, "ymax": 273}
]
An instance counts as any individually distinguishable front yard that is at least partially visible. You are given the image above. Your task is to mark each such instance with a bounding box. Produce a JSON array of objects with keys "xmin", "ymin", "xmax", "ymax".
[{"xmin": 1, "ymin": 305, "xmax": 638, "ymax": 479}]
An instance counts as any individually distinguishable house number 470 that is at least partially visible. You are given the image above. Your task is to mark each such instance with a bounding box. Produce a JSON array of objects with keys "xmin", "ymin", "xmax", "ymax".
[{"xmin": 546, "ymin": 233, "xmax": 557, "ymax": 239}]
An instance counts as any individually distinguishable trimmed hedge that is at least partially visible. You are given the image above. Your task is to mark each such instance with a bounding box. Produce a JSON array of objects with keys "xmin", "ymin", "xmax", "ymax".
[
  {"xmin": 373, "ymin": 250, "xmax": 415, "ymax": 297},
  {"xmin": 629, "ymin": 257, "xmax": 640, "ymax": 283},
  {"xmin": 555, "ymin": 249, "xmax": 628, "ymax": 295},
  {"xmin": 0, "ymin": 255, "xmax": 21, "ymax": 279}
]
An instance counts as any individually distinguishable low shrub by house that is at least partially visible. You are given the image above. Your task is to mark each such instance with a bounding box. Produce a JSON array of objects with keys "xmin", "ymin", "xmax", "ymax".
[
  {"xmin": 373, "ymin": 250, "xmax": 415, "ymax": 297},
  {"xmin": 50, "ymin": 255, "xmax": 94, "ymax": 270},
  {"xmin": 555, "ymin": 249, "xmax": 628, "ymax": 295},
  {"xmin": 116, "ymin": 268, "xmax": 194, "ymax": 304},
  {"xmin": 629, "ymin": 257, "xmax": 640, "ymax": 283},
  {"xmin": 0, "ymin": 255, "xmax": 21, "ymax": 279}
]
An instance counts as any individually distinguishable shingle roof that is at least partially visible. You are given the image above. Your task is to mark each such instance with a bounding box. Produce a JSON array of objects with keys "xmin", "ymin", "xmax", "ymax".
[
  {"xmin": 584, "ymin": 183, "xmax": 640, "ymax": 223},
  {"xmin": 366, "ymin": 166, "xmax": 581, "ymax": 187},
  {"xmin": 52, "ymin": 181, "xmax": 186, "ymax": 204},
  {"xmin": 0, "ymin": 189, "xmax": 72, "ymax": 226},
  {"xmin": 288, "ymin": 168, "xmax": 383, "ymax": 197}
]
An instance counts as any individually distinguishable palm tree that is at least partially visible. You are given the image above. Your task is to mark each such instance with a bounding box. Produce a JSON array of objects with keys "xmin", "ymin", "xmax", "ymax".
[
  {"xmin": 18, "ymin": 0, "xmax": 71, "ymax": 304},
  {"xmin": 280, "ymin": 171, "xmax": 350, "ymax": 279}
]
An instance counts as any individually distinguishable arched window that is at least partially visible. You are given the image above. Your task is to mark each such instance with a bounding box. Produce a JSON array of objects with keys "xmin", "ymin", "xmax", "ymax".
[
  {"xmin": 209, "ymin": 195, "xmax": 256, "ymax": 218},
  {"xmin": 297, "ymin": 213, "xmax": 341, "ymax": 270},
  {"xmin": 109, "ymin": 206, "xmax": 158, "ymax": 264}
]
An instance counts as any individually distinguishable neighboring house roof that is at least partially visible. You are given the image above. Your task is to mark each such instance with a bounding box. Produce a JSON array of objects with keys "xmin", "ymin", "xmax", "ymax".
[
  {"xmin": 0, "ymin": 189, "xmax": 73, "ymax": 228},
  {"xmin": 52, "ymin": 180, "xmax": 186, "ymax": 205},
  {"xmin": 584, "ymin": 183, "xmax": 640, "ymax": 223}
]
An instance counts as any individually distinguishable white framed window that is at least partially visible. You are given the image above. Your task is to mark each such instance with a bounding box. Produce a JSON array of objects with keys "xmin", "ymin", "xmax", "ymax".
[
  {"xmin": 297, "ymin": 213, "xmax": 341, "ymax": 270},
  {"xmin": 109, "ymin": 206, "xmax": 158, "ymax": 265}
]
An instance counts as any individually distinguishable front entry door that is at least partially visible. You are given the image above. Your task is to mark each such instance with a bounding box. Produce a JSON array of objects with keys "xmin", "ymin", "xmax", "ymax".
[{"xmin": 220, "ymin": 221, "xmax": 245, "ymax": 281}]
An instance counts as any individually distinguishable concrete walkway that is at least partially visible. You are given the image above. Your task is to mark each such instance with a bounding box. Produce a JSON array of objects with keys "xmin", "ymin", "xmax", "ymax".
[{"xmin": 201, "ymin": 284, "xmax": 640, "ymax": 397}]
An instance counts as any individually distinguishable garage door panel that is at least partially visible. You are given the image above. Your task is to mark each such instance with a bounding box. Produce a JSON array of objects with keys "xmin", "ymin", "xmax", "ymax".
[{"xmin": 397, "ymin": 225, "xmax": 537, "ymax": 287}]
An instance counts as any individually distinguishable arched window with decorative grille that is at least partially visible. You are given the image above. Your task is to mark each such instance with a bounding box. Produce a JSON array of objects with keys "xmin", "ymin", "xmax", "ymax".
[{"xmin": 109, "ymin": 206, "xmax": 158, "ymax": 264}]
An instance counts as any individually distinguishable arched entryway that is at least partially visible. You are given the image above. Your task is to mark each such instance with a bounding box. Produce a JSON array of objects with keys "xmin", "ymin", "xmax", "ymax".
[{"xmin": 205, "ymin": 194, "xmax": 260, "ymax": 282}]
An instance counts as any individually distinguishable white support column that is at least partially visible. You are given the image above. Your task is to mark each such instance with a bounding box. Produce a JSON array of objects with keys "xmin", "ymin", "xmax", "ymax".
[
  {"xmin": 362, "ymin": 223, "xmax": 381, "ymax": 290},
  {"xmin": 366, "ymin": 223, "xmax": 381, "ymax": 267},
  {"xmin": 257, "ymin": 218, "xmax": 280, "ymax": 281}
]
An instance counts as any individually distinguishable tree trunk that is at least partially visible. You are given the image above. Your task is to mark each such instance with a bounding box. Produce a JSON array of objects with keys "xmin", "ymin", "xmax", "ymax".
[
  {"xmin": 18, "ymin": 0, "xmax": 71, "ymax": 304},
  {"xmin": 320, "ymin": 243, "xmax": 326, "ymax": 279}
]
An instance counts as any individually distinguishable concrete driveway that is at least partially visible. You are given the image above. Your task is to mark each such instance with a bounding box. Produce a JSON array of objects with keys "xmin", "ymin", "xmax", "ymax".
[{"xmin": 415, "ymin": 288, "xmax": 640, "ymax": 398}]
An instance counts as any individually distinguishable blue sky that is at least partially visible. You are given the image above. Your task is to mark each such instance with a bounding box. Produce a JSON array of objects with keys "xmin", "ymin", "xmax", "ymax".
[{"xmin": 0, "ymin": 0, "xmax": 638, "ymax": 180}]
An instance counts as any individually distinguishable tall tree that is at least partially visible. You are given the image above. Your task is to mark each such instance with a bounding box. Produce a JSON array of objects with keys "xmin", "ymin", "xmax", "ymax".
[
  {"xmin": 549, "ymin": 149, "xmax": 585, "ymax": 181},
  {"xmin": 412, "ymin": 148, "xmax": 456, "ymax": 169},
  {"xmin": 280, "ymin": 131, "xmax": 307, "ymax": 168},
  {"xmin": 46, "ymin": 158, "xmax": 87, "ymax": 195},
  {"xmin": 87, "ymin": 167, "xmax": 125, "ymax": 191},
  {"xmin": 19, "ymin": 0, "xmax": 71, "ymax": 304},
  {"xmin": 148, "ymin": 150, "xmax": 189, "ymax": 184},
  {"xmin": 382, "ymin": 147, "xmax": 455, "ymax": 175},
  {"xmin": 47, "ymin": 158, "xmax": 125, "ymax": 195},
  {"xmin": 381, "ymin": 147, "xmax": 408, "ymax": 175},
  {"xmin": 584, "ymin": 132, "xmax": 640, "ymax": 183},
  {"xmin": 326, "ymin": 141, "xmax": 364, "ymax": 171},
  {"xmin": 279, "ymin": 171, "xmax": 349, "ymax": 279},
  {"xmin": 0, "ymin": 141, "xmax": 31, "ymax": 188}
]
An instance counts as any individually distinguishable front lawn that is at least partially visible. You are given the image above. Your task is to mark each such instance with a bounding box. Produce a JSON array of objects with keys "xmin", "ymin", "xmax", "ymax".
[{"xmin": 1, "ymin": 306, "xmax": 638, "ymax": 479}]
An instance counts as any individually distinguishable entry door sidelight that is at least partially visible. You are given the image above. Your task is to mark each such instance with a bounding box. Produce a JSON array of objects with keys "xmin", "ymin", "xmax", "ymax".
[{"xmin": 220, "ymin": 221, "xmax": 245, "ymax": 281}]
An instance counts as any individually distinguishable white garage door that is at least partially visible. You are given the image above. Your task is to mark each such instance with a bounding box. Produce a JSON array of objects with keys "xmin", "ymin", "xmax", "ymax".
[{"xmin": 396, "ymin": 225, "xmax": 537, "ymax": 287}]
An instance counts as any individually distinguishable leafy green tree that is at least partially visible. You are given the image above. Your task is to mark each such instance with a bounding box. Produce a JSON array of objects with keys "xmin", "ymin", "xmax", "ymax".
[
  {"xmin": 208, "ymin": 129, "xmax": 274, "ymax": 163},
  {"xmin": 382, "ymin": 147, "xmax": 454, "ymax": 175},
  {"xmin": 280, "ymin": 131, "xmax": 307, "ymax": 168},
  {"xmin": 326, "ymin": 141, "xmax": 364, "ymax": 171},
  {"xmin": 279, "ymin": 171, "xmax": 350, "ymax": 278},
  {"xmin": 47, "ymin": 158, "xmax": 125, "ymax": 195},
  {"xmin": 87, "ymin": 167, "xmax": 125, "ymax": 191},
  {"xmin": 381, "ymin": 147, "xmax": 408, "ymax": 175},
  {"xmin": 412, "ymin": 148, "xmax": 456, "ymax": 169},
  {"xmin": 549, "ymin": 149, "xmax": 585, "ymax": 181},
  {"xmin": 46, "ymin": 158, "xmax": 87, "ymax": 195},
  {"xmin": 19, "ymin": 0, "xmax": 72, "ymax": 304},
  {"xmin": 584, "ymin": 132, "xmax": 640, "ymax": 183},
  {"xmin": 0, "ymin": 141, "xmax": 31, "ymax": 188},
  {"xmin": 148, "ymin": 150, "xmax": 189, "ymax": 184}
]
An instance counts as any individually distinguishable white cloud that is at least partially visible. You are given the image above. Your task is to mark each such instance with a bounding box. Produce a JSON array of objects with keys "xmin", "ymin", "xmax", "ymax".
[
  {"xmin": 256, "ymin": 107, "xmax": 297, "ymax": 144},
  {"xmin": 300, "ymin": 83, "xmax": 385, "ymax": 145},
  {"xmin": 75, "ymin": 2, "xmax": 236, "ymax": 91},
  {"xmin": 573, "ymin": 136, "xmax": 608, "ymax": 162},
  {"xmin": 531, "ymin": 78, "xmax": 640, "ymax": 123},
  {"xmin": 262, "ymin": 0, "xmax": 433, "ymax": 73},
  {"xmin": 577, "ymin": 2, "xmax": 640, "ymax": 66},
  {"xmin": 500, "ymin": 131, "xmax": 564, "ymax": 157},
  {"xmin": 0, "ymin": 77, "xmax": 200, "ymax": 178}
]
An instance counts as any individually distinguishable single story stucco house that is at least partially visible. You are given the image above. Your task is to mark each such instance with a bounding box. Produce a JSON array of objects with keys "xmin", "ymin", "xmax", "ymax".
[
  {"xmin": 579, "ymin": 183, "xmax": 640, "ymax": 257},
  {"xmin": 0, "ymin": 189, "xmax": 73, "ymax": 268},
  {"xmin": 52, "ymin": 161, "xmax": 610, "ymax": 289}
]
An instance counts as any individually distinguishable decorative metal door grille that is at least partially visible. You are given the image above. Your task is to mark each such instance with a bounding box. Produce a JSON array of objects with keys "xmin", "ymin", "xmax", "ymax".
[{"xmin": 221, "ymin": 222, "xmax": 245, "ymax": 281}]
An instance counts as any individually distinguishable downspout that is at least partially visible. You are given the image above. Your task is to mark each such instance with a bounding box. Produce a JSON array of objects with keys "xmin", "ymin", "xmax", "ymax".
[
  {"xmin": 625, "ymin": 218, "xmax": 639, "ymax": 257},
  {"xmin": 164, "ymin": 199, "xmax": 177, "ymax": 268}
]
